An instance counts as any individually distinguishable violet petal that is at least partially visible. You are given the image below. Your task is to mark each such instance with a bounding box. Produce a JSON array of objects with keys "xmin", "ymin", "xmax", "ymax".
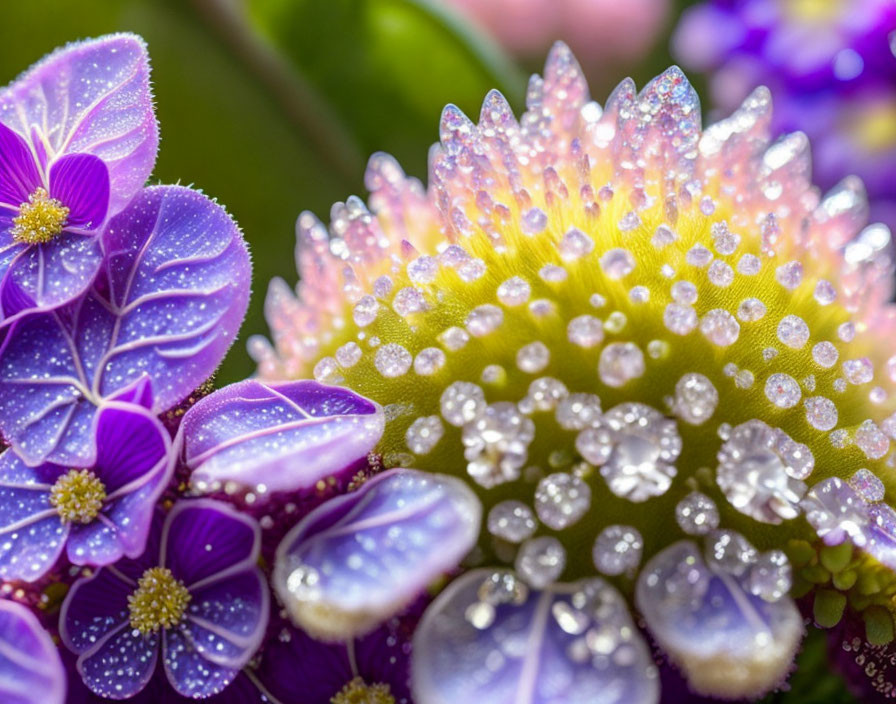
[
  {"xmin": 162, "ymin": 499, "xmax": 260, "ymax": 589},
  {"xmin": 0, "ymin": 185, "xmax": 250, "ymax": 466},
  {"xmin": 0, "ymin": 452, "xmax": 67, "ymax": 582},
  {"xmin": 182, "ymin": 379, "xmax": 384, "ymax": 494},
  {"xmin": 60, "ymin": 567, "xmax": 132, "ymax": 653},
  {"xmin": 273, "ymin": 468, "xmax": 481, "ymax": 641},
  {"xmin": 4, "ymin": 229, "xmax": 103, "ymax": 318},
  {"xmin": 184, "ymin": 570, "xmax": 269, "ymax": 668},
  {"xmin": 93, "ymin": 402, "xmax": 173, "ymax": 495},
  {"xmin": 0, "ymin": 122, "xmax": 41, "ymax": 208},
  {"xmin": 78, "ymin": 626, "xmax": 159, "ymax": 699},
  {"xmin": 162, "ymin": 629, "xmax": 238, "ymax": 699},
  {"xmin": 0, "ymin": 34, "xmax": 158, "ymax": 215},
  {"xmin": 412, "ymin": 568, "xmax": 659, "ymax": 704},
  {"xmin": 0, "ymin": 600, "xmax": 66, "ymax": 704},
  {"xmin": 99, "ymin": 185, "xmax": 251, "ymax": 411},
  {"xmin": 48, "ymin": 153, "xmax": 110, "ymax": 231}
]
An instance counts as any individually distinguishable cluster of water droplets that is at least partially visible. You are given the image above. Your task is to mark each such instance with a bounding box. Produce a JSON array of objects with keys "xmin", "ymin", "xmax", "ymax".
[{"xmin": 252, "ymin": 42, "xmax": 896, "ymax": 700}]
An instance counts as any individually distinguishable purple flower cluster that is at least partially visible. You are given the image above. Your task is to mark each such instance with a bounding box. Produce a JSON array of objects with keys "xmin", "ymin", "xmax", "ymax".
[
  {"xmin": 0, "ymin": 35, "xmax": 278, "ymax": 703},
  {"xmin": 0, "ymin": 34, "xmax": 433, "ymax": 704},
  {"xmin": 673, "ymin": 0, "xmax": 896, "ymax": 228}
]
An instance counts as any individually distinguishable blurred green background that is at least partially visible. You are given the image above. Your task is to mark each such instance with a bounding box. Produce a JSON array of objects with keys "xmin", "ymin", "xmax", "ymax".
[{"xmin": 0, "ymin": 3, "xmax": 863, "ymax": 701}]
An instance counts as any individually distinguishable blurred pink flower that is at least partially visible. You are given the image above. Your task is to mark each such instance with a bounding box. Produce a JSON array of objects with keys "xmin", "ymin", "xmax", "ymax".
[{"xmin": 444, "ymin": 0, "xmax": 670, "ymax": 64}]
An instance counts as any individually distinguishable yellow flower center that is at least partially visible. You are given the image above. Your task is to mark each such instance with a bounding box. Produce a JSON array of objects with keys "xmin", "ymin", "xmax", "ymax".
[
  {"xmin": 127, "ymin": 567, "xmax": 191, "ymax": 635},
  {"xmin": 331, "ymin": 677, "xmax": 395, "ymax": 704},
  {"xmin": 851, "ymin": 101, "xmax": 896, "ymax": 152},
  {"xmin": 785, "ymin": 0, "xmax": 844, "ymax": 23},
  {"xmin": 11, "ymin": 187, "xmax": 69, "ymax": 244},
  {"xmin": 49, "ymin": 469, "xmax": 106, "ymax": 524}
]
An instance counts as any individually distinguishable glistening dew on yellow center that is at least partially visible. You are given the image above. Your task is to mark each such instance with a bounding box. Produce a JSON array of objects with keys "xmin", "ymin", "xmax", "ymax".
[
  {"xmin": 49, "ymin": 469, "xmax": 106, "ymax": 524},
  {"xmin": 127, "ymin": 567, "xmax": 191, "ymax": 635},
  {"xmin": 11, "ymin": 187, "xmax": 69, "ymax": 244},
  {"xmin": 254, "ymin": 47, "xmax": 896, "ymax": 699}
]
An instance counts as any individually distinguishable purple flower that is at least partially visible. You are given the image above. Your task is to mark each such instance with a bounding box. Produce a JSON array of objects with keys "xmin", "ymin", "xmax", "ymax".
[
  {"xmin": 60, "ymin": 499, "xmax": 269, "ymax": 700},
  {"xmin": 0, "ymin": 402, "xmax": 173, "ymax": 582},
  {"xmin": 0, "ymin": 34, "xmax": 158, "ymax": 323},
  {"xmin": 0, "ymin": 599, "xmax": 66, "ymax": 704},
  {"xmin": 180, "ymin": 379, "xmax": 385, "ymax": 494},
  {"xmin": 672, "ymin": 0, "xmax": 896, "ymax": 227},
  {"xmin": 0, "ymin": 184, "xmax": 251, "ymax": 467}
]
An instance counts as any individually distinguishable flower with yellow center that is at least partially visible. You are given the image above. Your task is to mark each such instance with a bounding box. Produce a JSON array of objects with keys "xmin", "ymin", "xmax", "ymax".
[
  {"xmin": 253, "ymin": 44, "xmax": 896, "ymax": 700},
  {"xmin": 49, "ymin": 469, "xmax": 106, "ymax": 524},
  {"xmin": 11, "ymin": 187, "xmax": 70, "ymax": 244},
  {"xmin": 127, "ymin": 566, "xmax": 191, "ymax": 635}
]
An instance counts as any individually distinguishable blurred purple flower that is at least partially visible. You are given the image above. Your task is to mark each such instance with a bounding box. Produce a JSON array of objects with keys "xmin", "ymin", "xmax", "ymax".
[
  {"xmin": 673, "ymin": 0, "xmax": 896, "ymax": 227},
  {"xmin": 0, "ymin": 34, "xmax": 158, "ymax": 323},
  {"xmin": 0, "ymin": 184, "xmax": 251, "ymax": 467},
  {"xmin": 0, "ymin": 402, "xmax": 173, "ymax": 583},
  {"xmin": 60, "ymin": 500, "xmax": 269, "ymax": 700},
  {"xmin": 0, "ymin": 599, "xmax": 66, "ymax": 704}
]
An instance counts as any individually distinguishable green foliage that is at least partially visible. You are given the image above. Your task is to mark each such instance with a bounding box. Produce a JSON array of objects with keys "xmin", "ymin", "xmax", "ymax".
[{"xmin": 248, "ymin": 0, "xmax": 524, "ymax": 178}]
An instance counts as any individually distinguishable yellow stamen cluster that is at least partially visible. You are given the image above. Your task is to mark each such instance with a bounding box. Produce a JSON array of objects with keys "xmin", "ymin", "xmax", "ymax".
[
  {"xmin": 11, "ymin": 187, "xmax": 69, "ymax": 244},
  {"xmin": 331, "ymin": 677, "xmax": 395, "ymax": 704},
  {"xmin": 127, "ymin": 567, "xmax": 191, "ymax": 635},
  {"xmin": 49, "ymin": 469, "xmax": 106, "ymax": 524}
]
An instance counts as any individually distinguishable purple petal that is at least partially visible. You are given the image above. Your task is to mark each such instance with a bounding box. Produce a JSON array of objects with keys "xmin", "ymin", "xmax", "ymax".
[
  {"xmin": 636, "ymin": 540, "xmax": 804, "ymax": 700},
  {"xmin": 0, "ymin": 295, "xmax": 107, "ymax": 466},
  {"xmin": 60, "ymin": 567, "xmax": 132, "ymax": 653},
  {"xmin": 0, "ymin": 185, "xmax": 250, "ymax": 466},
  {"xmin": 182, "ymin": 379, "xmax": 384, "ymax": 494},
  {"xmin": 99, "ymin": 185, "xmax": 251, "ymax": 410},
  {"xmin": 66, "ymin": 520, "xmax": 122, "ymax": 568},
  {"xmin": 412, "ymin": 569, "xmax": 659, "ymax": 704},
  {"xmin": 107, "ymin": 374, "xmax": 153, "ymax": 409},
  {"xmin": 273, "ymin": 469, "xmax": 481, "ymax": 641},
  {"xmin": 94, "ymin": 403, "xmax": 173, "ymax": 494},
  {"xmin": 183, "ymin": 570, "xmax": 269, "ymax": 668},
  {"xmin": 78, "ymin": 626, "xmax": 159, "ymax": 699},
  {"xmin": 48, "ymin": 153, "xmax": 109, "ymax": 231},
  {"xmin": 0, "ymin": 122, "xmax": 41, "ymax": 208},
  {"xmin": 162, "ymin": 629, "xmax": 239, "ymax": 699},
  {"xmin": 0, "ymin": 600, "xmax": 66, "ymax": 704},
  {"xmin": 0, "ymin": 34, "xmax": 158, "ymax": 215},
  {"xmin": 0, "ymin": 454, "xmax": 67, "ymax": 581},
  {"xmin": 254, "ymin": 620, "xmax": 353, "ymax": 704},
  {"xmin": 2, "ymin": 226, "xmax": 103, "ymax": 320},
  {"xmin": 64, "ymin": 407, "xmax": 171, "ymax": 566},
  {"xmin": 162, "ymin": 500, "xmax": 260, "ymax": 588}
]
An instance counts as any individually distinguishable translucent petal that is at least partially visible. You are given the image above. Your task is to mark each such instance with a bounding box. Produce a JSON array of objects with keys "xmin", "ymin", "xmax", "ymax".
[
  {"xmin": 412, "ymin": 569, "xmax": 658, "ymax": 704},
  {"xmin": 182, "ymin": 379, "xmax": 384, "ymax": 493},
  {"xmin": 274, "ymin": 468, "xmax": 481, "ymax": 641},
  {"xmin": 636, "ymin": 540, "xmax": 803, "ymax": 699}
]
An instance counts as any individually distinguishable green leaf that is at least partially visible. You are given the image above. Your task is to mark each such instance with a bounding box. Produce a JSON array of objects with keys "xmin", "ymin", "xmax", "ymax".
[{"xmin": 247, "ymin": 0, "xmax": 525, "ymax": 179}]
